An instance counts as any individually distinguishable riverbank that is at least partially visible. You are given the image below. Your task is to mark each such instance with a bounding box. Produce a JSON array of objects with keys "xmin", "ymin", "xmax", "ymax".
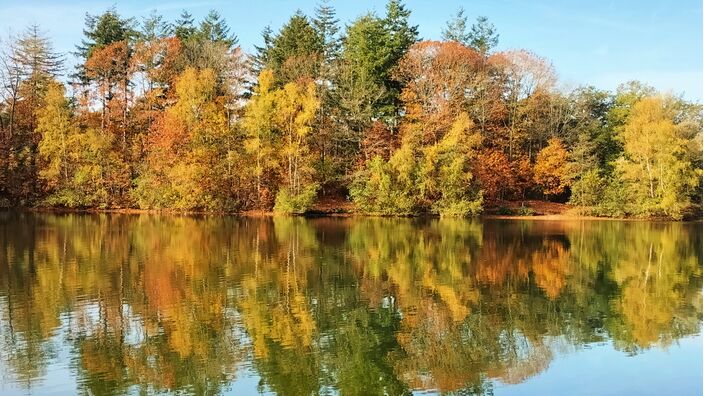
[{"xmin": 11, "ymin": 198, "xmax": 700, "ymax": 222}]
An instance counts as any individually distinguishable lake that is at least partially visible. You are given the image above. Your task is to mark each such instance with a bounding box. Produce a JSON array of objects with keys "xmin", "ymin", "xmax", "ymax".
[{"xmin": 0, "ymin": 213, "xmax": 701, "ymax": 395}]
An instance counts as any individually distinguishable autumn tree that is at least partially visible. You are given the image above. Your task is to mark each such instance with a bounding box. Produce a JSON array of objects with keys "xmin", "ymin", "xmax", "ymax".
[
  {"xmin": 533, "ymin": 138, "xmax": 571, "ymax": 198},
  {"xmin": 419, "ymin": 113, "xmax": 483, "ymax": 216},
  {"xmin": 74, "ymin": 8, "xmax": 135, "ymax": 86},
  {"xmin": 37, "ymin": 81, "xmax": 125, "ymax": 207},
  {"xmin": 394, "ymin": 41, "xmax": 483, "ymax": 144},
  {"xmin": 273, "ymin": 80, "xmax": 320, "ymax": 213},
  {"xmin": 473, "ymin": 148, "xmax": 513, "ymax": 203},
  {"xmin": 36, "ymin": 82, "xmax": 76, "ymax": 198},
  {"xmin": 134, "ymin": 68, "xmax": 231, "ymax": 210},
  {"xmin": 242, "ymin": 70, "xmax": 279, "ymax": 209},
  {"xmin": 613, "ymin": 96, "xmax": 700, "ymax": 219},
  {"xmin": 492, "ymin": 50, "xmax": 556, "ymax": 160},
  {"xmin": 0, "ymin": 26, "xmax": 63, "ymax": 203}
]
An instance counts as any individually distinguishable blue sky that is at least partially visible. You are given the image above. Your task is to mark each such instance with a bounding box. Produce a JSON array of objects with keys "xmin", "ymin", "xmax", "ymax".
[{"xmin": 0, "ymin": 0, "xmax": 701, "ymax": 101}]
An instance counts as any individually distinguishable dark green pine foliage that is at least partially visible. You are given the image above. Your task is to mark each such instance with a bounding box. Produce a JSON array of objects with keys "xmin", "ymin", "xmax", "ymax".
[
  {"xmin": 312, "ymin": 0, "xmax": 341, "ymax": 67},
  {"xmin": 381, "ymin": 0, "xmax": 418, "ymax": 121},
  {"xmin": 73, "ymin": 8, "xmax": 135, "ymax": 85},
  {"xmin": 442, "ymin": 8, "xmax": 471, "ymax": 45},
  {"xmin": 252, "ymin": 25, "xmax": 274, "ymax": 76},
  {"xmin": 336, "ymin": 0, "xmax": 419, "ymax": 130},
  {"xmin": 173, "ymin": 10, "xmax": 197, "ymax": 42},
  {"xmin": 334, "ymin": 14, "xmax": 390, "ymax": 155},
  {"xmin": 467, "ymin": 16, "xmax": 499, "ymax": 55},
  {"xmin": 382, "ymin": 0, "xmax": 418, "ymax": 69},
  {"xmin": 140, "ymin": 10, "xmax": 172, "ymax": 41},
  {"xmin": 266, "ymin": 11, "xmax": 323, "ymax": 84},
  {"xmin": 76, "ymin": 8, "xmax": 135, "ymax": 59},
  {"xmin": 198, "ymin": 10, "xmax": 238, "ymax": 47}
]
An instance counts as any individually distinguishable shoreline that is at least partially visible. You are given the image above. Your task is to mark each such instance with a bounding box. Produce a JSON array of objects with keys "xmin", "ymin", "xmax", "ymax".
[{"xmin": 4, "ymin": 206, "xmax": 699, "ymax": 222}]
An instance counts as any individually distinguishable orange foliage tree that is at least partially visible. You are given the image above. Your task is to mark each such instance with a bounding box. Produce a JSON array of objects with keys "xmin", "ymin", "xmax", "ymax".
[{"xmin": 533, "ymin": 138, "xmax": 571, "ymax": 197}]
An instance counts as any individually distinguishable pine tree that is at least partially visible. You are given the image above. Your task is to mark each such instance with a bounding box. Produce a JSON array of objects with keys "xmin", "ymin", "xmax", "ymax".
[
  {"xmin": 198, "ymin": 10, "xmax": 238, "ymax": 47},
  {"xmin": 381, "ymin": 0, "xmax": 418, "ymax": 121},
  {"xmin": 337, "ymin": 15, "xmax": 389, "ymax": 146},
  {"xmin": 468, "ymin": 16, "xmax": 498, "ymax": 55},
  {"xmin": 383, "ymin": 0, "xmax": 418, "ymax": 64},
  {"xmin": 252, "ymin": 25, "xmax": 274, "ymax": 75},
  {"xmin": 173, "ymin": 10, "xmax": 197, "ymax": 42},
  {"xmin": 76, "ymin": 8, "xmax": 135, "ymax": 60},
  {"xmin": 140, "ymin": 10, "xmax": 172, "ymax": 40},
  {"xmin": 10, "ymin": 25, "xmax": 63, "ymax": 79},
  {"xmin": 442, "ymin": 8, "xmax": 471, "ymax": 45},
  {"xmin": 73, "ymin": 8, "xmax": 135, "ymax": 89},
  {"xmin": 312, "ymin": 0, "xmax": 340, "ymax": 66},
  {"xmin": 266, "ymin": 11, "xmax": 323, "ymax": 84},
  {"xmin": 0, "ymin": 26, "xmax": 63, "ymax": 203}
]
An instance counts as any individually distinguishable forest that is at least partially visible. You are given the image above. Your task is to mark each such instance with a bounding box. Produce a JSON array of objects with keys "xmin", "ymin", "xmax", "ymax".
[{"xmin": 0, "ymin": 1, "xmax": 701, "ymax": 219}]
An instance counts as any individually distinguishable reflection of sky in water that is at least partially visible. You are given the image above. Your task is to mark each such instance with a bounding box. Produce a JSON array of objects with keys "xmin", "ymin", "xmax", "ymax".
[
  {"xmin": 2, "ymin": 333, "xmax": 699, "ymax": 395},
  {"xmin": 493, "ymin": 335, "xmax": 702, "ymax": 396}
]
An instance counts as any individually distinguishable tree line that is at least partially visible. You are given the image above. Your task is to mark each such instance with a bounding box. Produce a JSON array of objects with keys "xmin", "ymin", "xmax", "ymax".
[{"xmin": 0, "ymin": 1, "xmax": 701, "ymax": 218}]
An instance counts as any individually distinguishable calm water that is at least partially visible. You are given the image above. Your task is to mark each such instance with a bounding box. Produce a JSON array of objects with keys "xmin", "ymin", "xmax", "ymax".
[{"xmin": 0, "ymin": 213, "xmax": 701, "ymax": 396}]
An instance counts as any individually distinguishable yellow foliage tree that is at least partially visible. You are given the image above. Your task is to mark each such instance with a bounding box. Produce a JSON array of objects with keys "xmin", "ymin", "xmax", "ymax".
[
  {"xmin": 533, "ymin": 137, "xmax": 571, "ymax": 197},
  {"xmin": 135, "ymin": 67, "xmax": 231, "ymax": 210},
  {"xmin": 614, "ymin": 96, "xmax": 700, "ymax": 219},
  {"xmin": 37, "ymin": 81, "xmax": 77, "ymax": 194},
  {"xmin": 37, "ymin": 82, "xmax": 124, "ymax": 207},
  {"xmin": 242, "ymin": 70, "xmax": 280, "ymax": 209},
  {"xmin": 273, "ymin": 79, "xmax": 320, "ymax": 214}
]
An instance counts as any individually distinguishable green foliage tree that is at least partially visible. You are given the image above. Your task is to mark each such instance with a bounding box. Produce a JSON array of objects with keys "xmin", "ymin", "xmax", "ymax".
[
  {"xmin": 173, "ymin": 10, "xmax": 197, "ymax": 41},
  {"xmin": 264, "ymin": 11, "xmax": 323, "ymax": 84},
  {"xmin": 197, "ymin": 10, "xmax": 238, "ymax": 47},
  {"xmin": 350, "ymin": 153, "xmax": 416, "ymax": 215},
  {"xmin": 312, "ymin": 0, "xmax": 341, "ymax": 66},
  {"xmin": 419, "ymin": 113, "xmax": 483, "ymax": 217},
  {"xmin": 442, "ymin": 8, "xmax": 471, "ymax": 45},
  {"xmin": 613, "ymin": 96, "xmax": 700, "ymax": 219},
  {"xmin": 74, "ymin": 8, "xmax": 135, "ymax": 86},
  {"xmin": 468, "ymin": 16, "xmax": 499, "ymax": 55},
  {"xmin": 139, "ymin": 10, "xmax": 172, "ymax": 40}
]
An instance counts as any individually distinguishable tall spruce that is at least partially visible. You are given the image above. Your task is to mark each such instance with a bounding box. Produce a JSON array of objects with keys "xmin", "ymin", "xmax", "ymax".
[
  {"xmin": 313, "ymin": 0, "xmax": 341, "ymax": 66},
  {"xmin": 468, "ymin": 16, "xmax": 498, "ymax": 55},
  {"xmin": 173, "ymin": 10, "xmax": 197, "ymax": 41},
  {"xmin": 198, "ymin": 10, "xmax": 238, "ymax": 47},
  {"xmin": 442, "ymin": 8, "xmax": 471, "ymax": 45}
]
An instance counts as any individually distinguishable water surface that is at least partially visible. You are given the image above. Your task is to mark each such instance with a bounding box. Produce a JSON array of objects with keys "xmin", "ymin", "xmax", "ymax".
[{"xmin": 0, "ymin": 213, "xmax": 701, "ymax": 395}]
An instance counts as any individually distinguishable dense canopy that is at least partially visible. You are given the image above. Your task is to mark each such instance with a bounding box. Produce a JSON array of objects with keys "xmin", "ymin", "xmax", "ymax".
[{"xmin": 0, "ymin": 2, "xmax": 701, "ymax": 218}]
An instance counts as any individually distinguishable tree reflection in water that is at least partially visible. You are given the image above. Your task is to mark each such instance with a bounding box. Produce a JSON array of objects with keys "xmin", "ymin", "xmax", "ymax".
[{"xmin": 0, "ymin": 213, "xmax": 700, "ymax": 395}]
